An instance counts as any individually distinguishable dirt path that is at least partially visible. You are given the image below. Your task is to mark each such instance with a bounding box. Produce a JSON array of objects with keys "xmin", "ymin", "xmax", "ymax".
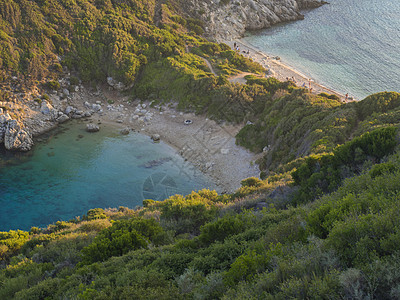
[
  {"xmin": 201, "ymin": 57, "xmax": 217, "ymax": 76},
  {"xmin": 153, "ymin": 0, "xmax": 166, "ymax": 27}
]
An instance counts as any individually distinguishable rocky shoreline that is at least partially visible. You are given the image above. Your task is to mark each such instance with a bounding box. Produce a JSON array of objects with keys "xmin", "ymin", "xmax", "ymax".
[
  {"xmin": 182, "ymin": 0, "xmax": 327, "ymax": 41},
  {"xmin": 62, "ymin": 84, "xmax": 261, "ymax": 193},
  {"xmin": 0, "ymin": 0, "xmax": 330, "ymax": 189},
  {"xmin": 0, "ymin": 76, "xmax": 260, "ymax": 192}
]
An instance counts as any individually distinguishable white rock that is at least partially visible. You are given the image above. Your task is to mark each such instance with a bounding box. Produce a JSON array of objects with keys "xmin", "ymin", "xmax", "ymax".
[
  {"xmin": 40, "ymin": 101, "xmax": 53, "ymax": 115},
  {"xmin": 56, "ymin": 114, "xmax": 69, "ymax": 123},
  {"xmin": 120, "ymin": 128, "xmax": 130, "ymax": 135},
  {"xmin": 92, "ymin": 104, "xmax": 102, "ymax": 111},
  {"xmin": 65, "ymin": 106, "xmax": 76, "ymax": 115},
  {"xmin": 4, "ymin": 120, "xmax": 33, "ymax": 151},
  {"xmin": 0, "ymin": 113, "xmax": 12, "ymax": 124},
  {"xmin": 86, "ymin": 123, "xmax": 100, "ymax": 132},
  {"xmin": 221, "ymin": 148, "xmax": 230, "ymax": 154},
  {"xmin": 151, "ymin": 134, "xmax": 160, "ymax": 141}
]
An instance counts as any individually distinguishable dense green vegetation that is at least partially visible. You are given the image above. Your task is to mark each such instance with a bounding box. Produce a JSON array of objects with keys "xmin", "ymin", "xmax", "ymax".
[
  {"xmin": 2, "ymin": 136, "xmax": 400, "ymax": 298},
  {"xmin": 2, "ymin": 0, "xmax": 400, "ymax": 299},
  {"xmin": 0, "ymin": 0, "xmax": 263, "ymax": 120}
]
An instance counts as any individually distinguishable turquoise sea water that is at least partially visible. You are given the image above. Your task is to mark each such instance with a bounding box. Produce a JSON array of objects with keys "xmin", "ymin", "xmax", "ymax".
[
  {"xmin": 0, "ymin": 121, "xmax": 215, "ymax": 231},
  {"xmin": 242, "ymin": 0, "xmax": 400, "ymax": 100}
]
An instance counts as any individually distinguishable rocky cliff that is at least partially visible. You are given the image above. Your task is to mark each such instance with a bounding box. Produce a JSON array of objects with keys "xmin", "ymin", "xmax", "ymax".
[{"xmin": 181, "ymin": 0, "xmax": 326, "ymax": 41}]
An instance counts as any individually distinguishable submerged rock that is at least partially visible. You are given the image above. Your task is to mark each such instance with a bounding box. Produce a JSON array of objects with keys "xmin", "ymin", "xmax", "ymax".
[
  {"xmin": 139, "ymin": 157, "xmax": 172, "ymax": 168},
  {"xmin": 120, "ymin": 128, "xmax": 130, "ymax": 135},
  {"xmin": 86, "ymin": 123, "xmax": 100, "ymax": 132},
  {"xmin": 4, "ymin": 120, "xmax": 34, "ymax": 151}
]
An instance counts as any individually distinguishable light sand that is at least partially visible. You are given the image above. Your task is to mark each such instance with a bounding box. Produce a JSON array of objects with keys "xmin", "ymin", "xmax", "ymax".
[
  {"xmin": 223, "ymin": 39, "xmax": 356, "ymax": 102},
  {"xmin": 68, "ymin": 87, "xmax": 262, "ymax": 193},
  {"xmin": 64, "ymin": 39, "xmax": 353, "ymax": 193}
]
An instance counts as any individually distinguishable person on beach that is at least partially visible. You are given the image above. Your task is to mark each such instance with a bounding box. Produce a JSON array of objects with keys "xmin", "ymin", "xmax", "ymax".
[
  {"xmin": 345, "ymin": 93, "xmax": 348, "ymax": 101},
  {"xmin": 302, "ymin": 82, "xmax": 306, "ymax": 88},
  {"xmin": 234, "ymin": 42, "xmax": 236, "ymax": 49},
  {"xmin": 308, "ymin": 79, "xmax": 311, "ymax": 89}
]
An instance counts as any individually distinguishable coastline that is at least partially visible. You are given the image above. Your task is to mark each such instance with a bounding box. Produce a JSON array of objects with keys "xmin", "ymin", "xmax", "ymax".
[
  {"xmin": 66, "ymin": 87, "xmax": 262, "ymax": 194},
  {"xmin": 222, "ymin": 39, "xmax": 352, "ymax": 102}
]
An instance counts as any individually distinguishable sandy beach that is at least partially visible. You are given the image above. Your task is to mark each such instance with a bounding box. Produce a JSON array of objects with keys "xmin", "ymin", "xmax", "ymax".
[
  {"xmin": 67, "ymin": 87, "xmax": 262, "ymax": 194},
  {"xmin": 56, "ymin": 39, "xmax": 352, "ymax": 194},
  {"xmin": 223, "ymin": 39, "xmax": 351, "ymax": 102}
]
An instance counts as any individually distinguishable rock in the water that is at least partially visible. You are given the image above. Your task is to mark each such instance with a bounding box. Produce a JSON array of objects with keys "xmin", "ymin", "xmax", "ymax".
[
  {"xmin": 151, "ymin": 134, "xmax": 160, "ymax": 142},
  {"xmin": 120, "ymin": 128, "xmax": 130, "ymax": 135},
  {"xmin": 4, "ymin": 120, "xmax": 34, "ymax": 151},
  {"xmin": 86, "ymin": 123, "xmax": 100, "ymax": 132},
  {"xmin": 56, "ymin": 114, "xmax": 70, "ymax": 123}
]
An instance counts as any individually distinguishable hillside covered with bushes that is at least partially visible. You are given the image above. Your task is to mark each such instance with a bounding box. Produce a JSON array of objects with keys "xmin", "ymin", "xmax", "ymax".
[
  {"xmin": 2, "ymin": 0, "xmax": 400, "ymax": 299},
  {"xmin": 0, "ymin": 0, "xmax": 264, "ymax": 130},
  {"xmin": 1, "ymin": 91, "xmax": 400, "ymax": 299}
]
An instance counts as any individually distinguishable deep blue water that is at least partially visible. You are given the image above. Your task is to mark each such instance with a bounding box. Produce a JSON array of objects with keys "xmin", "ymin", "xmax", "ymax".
[
  {"xmin": 242, "ymin": 0, "xmax": 400, "ymax": 100},
  {"xmin": 0, "ymin": 121, "xmax": 216, "ymax": 231}
]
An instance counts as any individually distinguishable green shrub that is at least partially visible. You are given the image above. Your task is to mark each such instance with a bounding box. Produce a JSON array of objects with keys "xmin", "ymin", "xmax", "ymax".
[
  {"xmin": 292, "ymin": 127, "xmax": 398, "ymax": 204},
  {"xmin": 85, "ymin": 208, "xmax": 107, "ymax": 221},
  {"xmin": 69, "ymin": 76, "xmax": 79, "ymax": 86},
  {"xmin": 46, "ymin": 80, "xmax": 60, "ymax": 90},
  {"xmin": 80, "ymin": 218, "xmax": 164, "ymax": 264},
  {"xmin": 199, "ymin": 215, "xmax": 246, "ymax": 245},
  {"xmin": 241, "ymin": 177, "xmax": 263, "ymax": 187}
]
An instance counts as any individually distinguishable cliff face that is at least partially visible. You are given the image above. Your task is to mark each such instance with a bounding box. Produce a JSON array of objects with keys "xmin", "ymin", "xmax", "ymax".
[{"xmin": 181, "ymin": 0, "xmax": 325, "ymax": 41}]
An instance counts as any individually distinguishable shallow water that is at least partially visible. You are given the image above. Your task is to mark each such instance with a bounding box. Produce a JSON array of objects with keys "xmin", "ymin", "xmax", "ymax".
[
  {"xmin": 0, "ymin": 120, "xmax": 216, "ymax": 231},
  {"xmin": 242, "ymin": 0, "xmax": 400, "ymax": 100}
]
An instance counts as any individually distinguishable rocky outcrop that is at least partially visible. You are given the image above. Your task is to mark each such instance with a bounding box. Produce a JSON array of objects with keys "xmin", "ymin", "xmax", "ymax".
[
  {"xmin": 181, "ymin": 0, "xmax": 326, "ymax": 40},
  {"xmin": 4, "ymin": 120, "xmax": 34, "ymax": 151},
  {"xmin": 0, "ymin": 113, "xmax": 12, "ymax": 144}
]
